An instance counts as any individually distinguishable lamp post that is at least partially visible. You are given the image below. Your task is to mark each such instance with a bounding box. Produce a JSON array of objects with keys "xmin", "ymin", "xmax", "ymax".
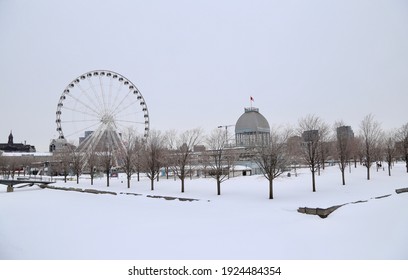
[{"xmin": 218, "ymin": 125, "xmax": 235, "ymax": 147}]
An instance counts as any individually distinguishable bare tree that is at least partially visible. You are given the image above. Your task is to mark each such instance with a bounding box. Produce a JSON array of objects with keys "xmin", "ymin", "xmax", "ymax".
[
  {"xmin": 167, "ymin": 128, "xmax": 202, "ymax": 193},
  {"xmin": 161, "ymin": 148, "xmax": 172, "ymax": 180},
  {"xmin": 318, "ymin": 122, "xmax": 331, "ymax": 172},
  {"xmin": 298, "ymin": 115, "xmax": 324, "ymax": 192},
  {"xmin": 1, "ymin": 156, "xmax": 23, "ymax": 179},
  {"xmin": 53, "ymin": 150, "xmax": 71, "ymax": 182},
  {"xmin": 335, "ymin": 122, "xmax": 354, "ymax": 185},
  {"xmin": 396, "ymin": 123, "xmax": 408, "ymax": 173},
  {"xmin": 121, "ymin": 129, "xmax": 144, "ymax": 189},
  {"xmin": 68, "ymin": 144, "xmax": 84, "ymax": 184},
  {"xmin": 0, "ymin": 154, "xmax": 6, "ymax": 177},
  {"xmin": 254, "ymin": 127, "xmax": 291, "ymax": 199},
  {"xmin": 20, "ymin": 155, "xmax": 33, "ymax": 177},
  {"xmin": 359, "ymin": 114, "xmax": 382, "ymax": 180},
  {"xmin": 101, "ymin": 143, "xmax": 114, "ymax": 187},
  {"xmin": 206, "ymin": 128, "xmax": 229, "ymax": 195},
  {"xmin": 198, "ymin": 149, "xmax": 210, "ymax": 178},
  {"xmin": 141, "ymin": 130, "xmax": 165, "ymax": 191},
  {"xmin": 135, "ymin": 146, "xmax": 143, "ymax": 182},
  {"xmin": 287, "ymin": 135, "xmax": 302, "ymax": 176},
  {"xmin": 384, "ymin": 130, "xmax": 397, "ymax": 176},
  {"xmin": 350, "ymin": 135, "xmax": 361, "ymax": 168},
  {"xmin": 224, "ymin": 148, "xmax": 240, "ymax": 179},
  {"xmin": 87, "ymin": 146, "xmax": 99, "ymax": 185}
]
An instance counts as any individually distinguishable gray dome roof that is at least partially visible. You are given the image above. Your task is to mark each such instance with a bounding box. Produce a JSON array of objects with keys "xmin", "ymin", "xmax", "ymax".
[{"xmin": 235, "ymin": 107, "xmax": 270, "ymax": 134}]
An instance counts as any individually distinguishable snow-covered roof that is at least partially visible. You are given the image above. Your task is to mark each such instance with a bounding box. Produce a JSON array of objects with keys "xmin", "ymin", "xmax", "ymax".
[{"xmin": 1, "ymin": 152, "xmax": 52, "ymax": 157}]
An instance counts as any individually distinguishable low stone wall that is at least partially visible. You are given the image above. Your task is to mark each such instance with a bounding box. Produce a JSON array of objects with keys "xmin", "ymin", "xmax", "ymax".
[
  {"xmin": 40, "ymin": 185, "xmax": 117, "ymax": 196},
  {"xmin": 297, "ymin": 205, "xmax": 344, "ymax": 219},
  {"xmin": 39, "ymin": 185, "xmax": 206, "ymax": 202},
  {"xmin": 146, "ymin": 194, "xmax": 201, "ymax": 202},
  {"xmin": 298, "ymin": 191, "xmax": 400, "ymax": 219},
  {"xmin": 395, "ymin": 188, "xmax": 408, "ymax": 194}
]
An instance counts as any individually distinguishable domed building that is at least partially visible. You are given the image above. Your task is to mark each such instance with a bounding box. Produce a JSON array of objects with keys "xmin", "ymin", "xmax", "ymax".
[{"xmin": 235, "ymin": 107, "xmax": 270, "ymax": 147}]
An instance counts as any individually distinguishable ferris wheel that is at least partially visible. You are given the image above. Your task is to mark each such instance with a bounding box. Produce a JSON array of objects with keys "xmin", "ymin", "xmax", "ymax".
[{"xmin": 55, "ymin": 70, "xmax": 149, "ymax": 153}]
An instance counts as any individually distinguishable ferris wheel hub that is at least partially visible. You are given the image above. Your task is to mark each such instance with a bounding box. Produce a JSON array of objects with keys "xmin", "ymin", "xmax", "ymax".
[{"xmin": 101, "ymin": 113, "xmax": 115, "ymax": 125}]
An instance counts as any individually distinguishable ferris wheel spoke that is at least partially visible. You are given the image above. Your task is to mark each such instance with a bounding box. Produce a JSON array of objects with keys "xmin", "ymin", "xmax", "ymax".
[
  {"xmin": 108, "ymin": 128, "xmax": 125, "ymax": 154},
  {"xmin": 109, "ymin": 82, "xmax": 127, "ymax": 115},
  {"xmin": 114, "ymin": 107, "xmax": 142, "ymax": 116},
  {"xmin": 63, "ymin": 122, "xmax": 101, "ymax": 139},
  {"xmin": 87, "ymin": 77, "xmax": 106, "ymax": 115},
  {"xmin": 65, "ymin": 93, "xmax": 101, "ymax": 117},
  {"xmin": 116, "ymin": 119, "xmax": 146, "ymax": 125},
  {"xmin": 114, "ymin": 121, "xmax": 146, "ymax": 135},
  {"xmin": 63, "ymin": 105, "xmax": 100, "ymax": 119},
  {"xmin": 78, "ymin": 124, "xmax": 106, "ymax": 152},
  {"xmin": 112, "ymin": 96, "xmax": 139, "ymax": 117},
  {"xmin": 107, "ymin": 76, "xmax": 114, "ymax": 116},
  {"xmin": 114, "ymin": 110, "xmax": 142, "ymax": 120},
  {"xmin": 76, "ymin": 83, "xmax": 101, "ymax": 114},
  {"xmin": 61, "ymin": 119, "xmax": 100, "ymax": 124},
  {"xmin": 98, "ymin": 75, "xmax": 108, "ymax": 115}
]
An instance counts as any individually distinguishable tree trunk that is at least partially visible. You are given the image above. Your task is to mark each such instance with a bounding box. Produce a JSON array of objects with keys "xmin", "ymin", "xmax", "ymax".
[
  {"xmin": 388, "ymin": 165, "xmax": 391, "ymax": 176},
  {"xmin": 366, "ymin": 166, "xmax": 370, "ymax": 180},
  {"xmin": 269, "ymin": 179, "xmax": 274, "ymax": 199},
  {"xmin": 106, "ymin": 170, "xmax": 110, "ymax": 187},
  {"xmin": 341, "ymin": 169, "xmax": 345, "ymax": 186},
  {"xmin": 181, "ymin": 178, "xmax": 185, "ymax": 193},
  {"xmin": 217, "ymin": 178, "xmax": 221, "ymax": 195},
  {"xmin": 150, "ymin": 177, "xmax": 154, "ymax": 191},
  {"xmin": 127, "ymin": 174, "xmax": 131, "ymax": 188},
  {"xmin": 312, "ymin": 169, "xmax": 316, "ymax": 192},
  {"xmin": 405, "ymin": 154, "xmax": 408, "ymax": 173},
  {"xmin": 76, "ymin": 174, "xmax": 79, "ymax": 184}
]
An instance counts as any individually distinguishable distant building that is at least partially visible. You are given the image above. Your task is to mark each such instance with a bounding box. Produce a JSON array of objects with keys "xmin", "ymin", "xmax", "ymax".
[
  {"xmin": 0, "ymin": 131, "xmax": 36, "ymax": 153},
  {"xmin": 193, "ymin": 145, "xmax": 206, "ymax": 153},
  {"xmin": 302, "ymin": 130, "xmax": 319, "ymax": 142},
  {"xmin": 79, "ymin": 131, "xmax": 94, "ymax": 145},
  {"xmin": 49, "ymin": 138, "xmax": 70, "ymax": 152},
  {"xmin": 336, "ymin": 126, "xmax": 354, "ymax": 140}
]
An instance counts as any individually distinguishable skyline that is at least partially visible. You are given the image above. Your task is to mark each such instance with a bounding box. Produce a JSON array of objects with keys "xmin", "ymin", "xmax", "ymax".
[{"xmin": 1, "ymin": 0, "xmax": 408, "ymax": 152}]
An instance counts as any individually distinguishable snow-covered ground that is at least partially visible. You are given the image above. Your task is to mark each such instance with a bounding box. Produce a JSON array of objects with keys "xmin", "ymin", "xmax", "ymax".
[{"xmin": 1, "ymin": 163, "xmax": 407, "ymax": 260}]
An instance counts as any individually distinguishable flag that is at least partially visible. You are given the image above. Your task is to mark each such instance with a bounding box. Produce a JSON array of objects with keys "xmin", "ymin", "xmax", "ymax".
[{"xmin": 250, "ymin": 96, "xmax": 254, "ymax": 102}]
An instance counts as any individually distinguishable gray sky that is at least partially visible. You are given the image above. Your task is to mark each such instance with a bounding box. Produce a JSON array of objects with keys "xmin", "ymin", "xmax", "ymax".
[{"xmin": 1, "ymin": 0, "xmax": 408, "ymax": 152}]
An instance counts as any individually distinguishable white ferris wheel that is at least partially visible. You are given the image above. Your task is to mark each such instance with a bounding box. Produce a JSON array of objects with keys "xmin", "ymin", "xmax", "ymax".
[{"xmin": 55, "ymin": 70, "xmax": 149, "ymax": 154}]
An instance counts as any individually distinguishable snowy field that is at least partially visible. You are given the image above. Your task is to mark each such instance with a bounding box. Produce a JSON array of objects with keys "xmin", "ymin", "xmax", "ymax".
[{"xmin": 1, "ymin": 163, "xmax": 407, "ymax": 260}]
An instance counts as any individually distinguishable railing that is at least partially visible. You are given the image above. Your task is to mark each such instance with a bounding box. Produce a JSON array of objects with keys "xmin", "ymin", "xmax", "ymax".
[{"xmin": 1, "ymin": 175, "xmax": 55, "ymax": 183}]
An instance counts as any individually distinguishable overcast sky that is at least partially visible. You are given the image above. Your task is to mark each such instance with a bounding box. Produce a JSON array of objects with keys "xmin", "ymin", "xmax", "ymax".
[{"xmin": 1, "ymin": 0, "xmax": 407, "ymax": 152}]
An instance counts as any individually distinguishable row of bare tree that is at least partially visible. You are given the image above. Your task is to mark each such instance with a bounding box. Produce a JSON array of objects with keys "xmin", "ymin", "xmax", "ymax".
[{"xmin": 1, "ymin": 115, "xmax": 407, "ymax": 199}]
